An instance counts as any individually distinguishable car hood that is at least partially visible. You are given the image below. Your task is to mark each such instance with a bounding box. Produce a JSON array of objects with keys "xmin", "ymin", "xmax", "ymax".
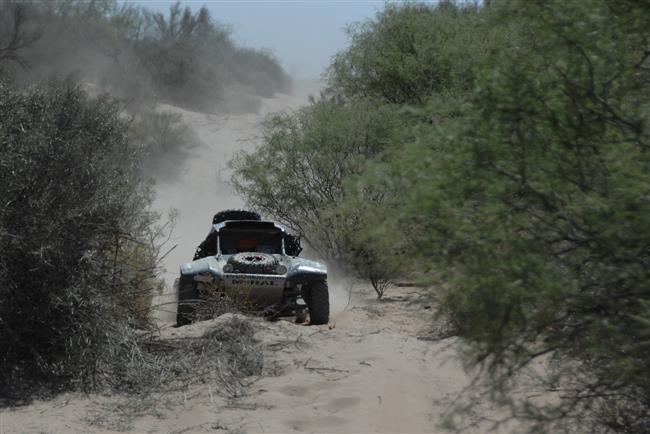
[{"xmin": 180, "ymin": 254, "xmax": 326, "ymax": 279}]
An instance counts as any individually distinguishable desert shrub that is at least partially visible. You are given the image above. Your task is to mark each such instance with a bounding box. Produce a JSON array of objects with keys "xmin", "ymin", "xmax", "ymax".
[
  {"xmin": 107, "ymin": 315, "xmax": 262, "ymax": 396},
  {"xmin": 323, "ymin": 183, "xmax": 410, "ymax": 298},
  {"xmin": 89, "ymin": 315, "xmax": 263, "ymax": 430},
  {"xmin": 182, "ymin": 281, "xmax": 256, "ymax": 323},
  {"xmin": 129, "ymin": 110, "xmax": 202, "ymax": 181},
  {"xmin": 3, "ymin": 1, "xmax": 155, "ymax": 106},
  {"xmin": 232, "ymin": 1, "xmax": 493, "ymax": 294},
  {"xmin": 0, "ymin": 1, "xmax": 41, "ymax": 71},
  {"xmin": 132, "ymin": 3, "xmax": 229, "ymax": 111},
  {"xmin": 134, "ymin": 3, "xmax": 291, "ymax": 111},
  {"xmin": 232, "ymin": 47, "xmax": 292, "ymax": 98},
  {"xmin": 233, "ymin": 0, "xmax": 650, "ymax": 431},
  {"xmin": 231, "ymin": 98, "xmax": 408, "ymax": 263},
  {"xmin": 326, "ymin": 1, "xmax": 499, "ymax": 104},
  {"xmin": 0, "ymin": 1, "xmax": 291, "ymax": 113},
  {"xmin": 391, "ymin": 1, "xmax": 650, "ymax": 432},
  {"xmin": 113, "ymin": 235, "xmax": 167, "ymax": 328},
  {"xmin": 0, "ymin": 79, "xmax": 159, "ymax": 398}
]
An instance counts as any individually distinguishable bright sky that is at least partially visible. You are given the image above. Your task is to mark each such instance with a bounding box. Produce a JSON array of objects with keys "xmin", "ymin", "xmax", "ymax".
[{"xmin": 130, "ymin": 0, "xmax": 391, "ymax": 79}]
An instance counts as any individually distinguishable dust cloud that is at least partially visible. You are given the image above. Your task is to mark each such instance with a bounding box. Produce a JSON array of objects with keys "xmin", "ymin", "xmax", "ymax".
[
  {"xmin": 150, "ymin": 79, "xmax": 322, "ymax": 324},
  {"xmin": 326, "ymin": 263, "xmax": 356, "ymax": 316}
]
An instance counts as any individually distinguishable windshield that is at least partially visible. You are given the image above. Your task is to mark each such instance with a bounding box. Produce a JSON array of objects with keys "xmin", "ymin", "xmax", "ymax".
[{"xmin": 218, "ymin": 228, "xmax": 283, "ymax": 254}]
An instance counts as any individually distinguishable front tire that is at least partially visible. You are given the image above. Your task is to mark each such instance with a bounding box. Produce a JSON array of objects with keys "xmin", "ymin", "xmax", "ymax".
[
  {"xmin": 301, "ymin": 281, "xmax": 329, "ymax": 325},
  {"xmin": 176, "ymin": 277, "xmax": 198, "ymax": 327}
]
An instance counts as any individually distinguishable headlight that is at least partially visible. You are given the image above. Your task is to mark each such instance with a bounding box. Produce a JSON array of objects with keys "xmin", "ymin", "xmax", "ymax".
[
  {"xmin": 276, "ymin": 264, "xmax": 288, "ymax": 275},
  {"xmin": 223, "ymin": 264, "xmax": 233, "ymax": 273}
]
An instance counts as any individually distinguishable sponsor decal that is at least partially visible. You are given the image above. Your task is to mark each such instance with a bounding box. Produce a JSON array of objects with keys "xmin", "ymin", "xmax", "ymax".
[{"xmin": 226, "ymin": 274, "xmax": 284, "ymax": 288}]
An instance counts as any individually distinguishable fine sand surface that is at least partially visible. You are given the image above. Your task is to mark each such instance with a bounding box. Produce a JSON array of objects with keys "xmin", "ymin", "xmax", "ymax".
[{"xmin": 1, "ymin": 284, "xmax": 523, "ymax": 433}]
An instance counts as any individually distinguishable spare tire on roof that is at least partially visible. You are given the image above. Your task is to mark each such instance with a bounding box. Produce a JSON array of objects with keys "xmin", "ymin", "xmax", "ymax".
[
  {"xmin": 228, "ymin": 252, "xmax": 278, "ymax": 274},
  {"xmin": 213, "ymin": 209, "xmax": 261, "ymax": 224}
]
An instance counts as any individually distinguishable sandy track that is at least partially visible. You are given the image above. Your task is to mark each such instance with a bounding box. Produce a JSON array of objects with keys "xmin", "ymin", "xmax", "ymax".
[
  {"xmin": 233, "ymin": 288, "xmax": 455, "ymax": 433},
  {"xmin": 1, "ymin": 285, "xmax": 518, "ymax": 434}
]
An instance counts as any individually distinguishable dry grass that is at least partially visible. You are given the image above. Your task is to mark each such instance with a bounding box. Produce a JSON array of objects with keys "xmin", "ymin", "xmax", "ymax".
[
  {"xmin": 194, "ymin": 282, "xmax": 260, "ymax": 321},
  {"xmin": 87, "ymin": 315, "xmax": 263, "ymax": 431}
]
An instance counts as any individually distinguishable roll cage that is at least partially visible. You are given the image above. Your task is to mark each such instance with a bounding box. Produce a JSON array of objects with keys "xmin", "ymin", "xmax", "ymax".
[{"xmin": 193, "ymin": 220, "xmax": 302, "ymax": 260}]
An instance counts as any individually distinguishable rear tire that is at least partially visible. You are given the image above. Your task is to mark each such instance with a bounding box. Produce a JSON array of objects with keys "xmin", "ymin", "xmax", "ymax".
[
  {"xmin": 176, "ymin": 277, "xmax": 198, "ymax": 327},
  {"xmin": 213, "ymin": 209, "xmax": 261, "ymax": 224},
  {"xmin": 301, "ymin": 281, "xmax": 329, "ymax": 325}
]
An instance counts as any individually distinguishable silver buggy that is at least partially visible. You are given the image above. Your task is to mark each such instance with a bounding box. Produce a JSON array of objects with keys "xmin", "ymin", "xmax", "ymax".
[{"xmin": 176, "ymin": 210, "xmax": 329, "ymax": 326}]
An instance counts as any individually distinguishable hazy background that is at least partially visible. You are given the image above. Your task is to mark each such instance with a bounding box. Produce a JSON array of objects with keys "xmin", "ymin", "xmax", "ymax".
[{"xmin": 129, "ymin": 0, "xmax": 387, "ymax": 79}]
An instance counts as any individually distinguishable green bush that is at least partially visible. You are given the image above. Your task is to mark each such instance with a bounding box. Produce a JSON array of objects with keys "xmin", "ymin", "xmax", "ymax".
[
  {"xmin": 390, "ymin": 1, "xmax": 650, "ymax": 431},
  {"xmin": 231, "ymin": 98, "xmax": 407, "ymax": 264},
  {"xmin": 233, "ymin": 0, "xmax": 650, "ymax": 431},
  {"xmin": 0, "ymin": 79, "xmax": 159, "ymax": 398},
  {"xmin": 326, "ymin": 1, "xmax": 498, "ymax": 104}
]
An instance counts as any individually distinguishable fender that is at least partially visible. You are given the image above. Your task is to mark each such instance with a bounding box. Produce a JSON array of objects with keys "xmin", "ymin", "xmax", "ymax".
[
  {"xmin": 180, "ymin": 256, "xmax": 222, "ymax": 282},
  {"xmin": 286, "ymin": 260, "xmax": 327, "ymax": 286}
]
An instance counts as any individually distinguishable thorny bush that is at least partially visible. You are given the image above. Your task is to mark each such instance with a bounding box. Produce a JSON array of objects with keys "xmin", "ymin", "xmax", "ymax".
[{"xmin": 0, "ymin": 79, "xmax": 160, "ymax": 399}]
